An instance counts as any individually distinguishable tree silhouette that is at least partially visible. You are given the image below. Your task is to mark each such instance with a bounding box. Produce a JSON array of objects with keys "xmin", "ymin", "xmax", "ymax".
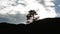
[{"xmin": 26, "ymin": 10, "xmax": 39, "ymax": 23}]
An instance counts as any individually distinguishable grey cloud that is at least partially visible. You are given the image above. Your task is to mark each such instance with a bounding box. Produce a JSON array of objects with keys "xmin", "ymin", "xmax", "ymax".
[
  {"xmin": 0, "ymin": 17, "xmax": 9, "ymax": 22},
  {"xmin": 55, "ymin": 0, "xmax": 60, "ymax": 17},
  {"xmin": 56, "ymin": 13, "xmax": 60, "ymax": 17},
  {"xmin": 0, "ymin": 12, "xmax": 27, "ymax": 24}
]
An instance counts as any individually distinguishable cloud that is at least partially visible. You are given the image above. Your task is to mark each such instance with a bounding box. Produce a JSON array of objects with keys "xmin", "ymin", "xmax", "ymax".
[
  {"xmin": 0, "ymin": 12, "xmax": 27, "ymax": 24},
  {"xmin": 0, "ymin": 0, "xmax": 58, "ymax": 24},
  {"xmin": 56, "ymin": 13, "xmax": 60, "ymax": 17}
]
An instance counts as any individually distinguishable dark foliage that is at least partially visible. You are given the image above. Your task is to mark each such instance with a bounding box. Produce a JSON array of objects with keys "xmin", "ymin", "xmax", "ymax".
[{"xmin": 26, "ymin": 10, "xmax": 39, "ymax": 23}]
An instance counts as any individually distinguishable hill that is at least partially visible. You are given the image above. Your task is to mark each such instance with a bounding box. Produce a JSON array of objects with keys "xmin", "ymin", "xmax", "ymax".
[{"xmin": 0, "ymin": 18, "xmax": 60, "ymax": 33}]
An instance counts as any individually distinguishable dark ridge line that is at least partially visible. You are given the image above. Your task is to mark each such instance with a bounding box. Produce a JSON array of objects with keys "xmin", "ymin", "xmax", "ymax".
[
  {"xmin": 0, "ymin": 18, "xmax": 60, "ymax": 32},
  {"xmin": 0, "ymin": 18, "xmax": 60, "ymax": 25},
  {"xmin": 0, "ymin": 18, "xmax": 59, "ymax": 27}
]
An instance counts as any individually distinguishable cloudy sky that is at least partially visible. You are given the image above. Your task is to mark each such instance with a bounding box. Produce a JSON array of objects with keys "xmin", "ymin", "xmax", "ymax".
[
  {"xmin": 55, "ymin": 0, "xmax": 60, "ymax": 17},
  {"xmin": 0, "ymin": 0, "xmax": 60, "ymax": 24}
]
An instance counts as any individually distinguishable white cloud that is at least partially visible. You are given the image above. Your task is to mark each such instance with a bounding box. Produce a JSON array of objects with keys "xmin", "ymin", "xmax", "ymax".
[{"xmin": 0, "ymin": 0, "xmax": 57, "ymax": 24}]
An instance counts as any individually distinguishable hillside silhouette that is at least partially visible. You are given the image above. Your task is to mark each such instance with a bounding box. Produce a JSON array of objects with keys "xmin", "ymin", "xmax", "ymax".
[{"xmin": 0, "ymin": 18, "xmax": 60, "ymax": 33}]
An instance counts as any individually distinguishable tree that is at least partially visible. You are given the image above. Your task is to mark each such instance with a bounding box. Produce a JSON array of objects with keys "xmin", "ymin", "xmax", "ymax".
[{"xmin": 26, "ymin": 10, "xmax": 39, "ymax": 24}]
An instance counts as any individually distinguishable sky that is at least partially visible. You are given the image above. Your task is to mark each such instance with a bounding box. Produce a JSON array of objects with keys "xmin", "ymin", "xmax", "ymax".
[
  {"xmin": 55, "ymin": 0, "xmax": 60, "ymax": 17},
  {"xmin": 0, "ymin": 0, "xmax": 60, "ymax": 24}
]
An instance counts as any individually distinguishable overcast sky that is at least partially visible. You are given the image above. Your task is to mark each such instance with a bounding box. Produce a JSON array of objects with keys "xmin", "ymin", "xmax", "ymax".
[
  {"xmin": 55, "ymin": 0, "xmax": 60, "ymax": 17},
  {"xmin": 0, "ymin": 0, "xmax": 60, "ymax": 24}
]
